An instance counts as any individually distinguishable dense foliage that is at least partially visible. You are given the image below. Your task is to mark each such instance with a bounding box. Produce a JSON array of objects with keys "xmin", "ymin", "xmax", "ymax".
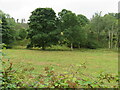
[
  {"xmin": 0, "ymin": 8, "xmax": 118, "ymax": 50},
  {"xmin": 27, "ymin": 8, "xmax": 118, "ymax": 50},
  {"xmin": 57, "ymin": 9, "xmax": 88, "ymax": 50},
  {"xmin": 0, "ymin": 10, "xmax": 15, "ymax": 47},
  {"xmin": 0, "ymin": 10, "xmax": 28, "ymax": 48},
  {"xmin": 27, "ymin": 8, "xmax": 59, "ymax": 50}
]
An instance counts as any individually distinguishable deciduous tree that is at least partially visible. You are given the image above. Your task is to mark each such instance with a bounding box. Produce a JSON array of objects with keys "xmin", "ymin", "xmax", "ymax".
[{"xmin": 27, "ymin": 8, "xmax": 58, "ymax": 50}]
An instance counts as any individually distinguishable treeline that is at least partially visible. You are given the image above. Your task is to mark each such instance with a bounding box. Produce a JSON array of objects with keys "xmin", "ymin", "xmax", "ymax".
[{"xmin": 0, "ymin": 8, "xmax": 119, "ymax": 50}]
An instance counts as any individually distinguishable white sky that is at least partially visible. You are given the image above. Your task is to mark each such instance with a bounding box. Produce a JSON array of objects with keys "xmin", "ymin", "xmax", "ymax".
[{"xmin": 0, "ymin": 0, "xmax": 119, "ymax": 21}]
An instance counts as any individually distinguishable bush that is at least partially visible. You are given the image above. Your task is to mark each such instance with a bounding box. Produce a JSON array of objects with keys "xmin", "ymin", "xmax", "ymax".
[
  {"xmin": 0, "ymin": 43, "xmax": 12, "ymax": 49},
  {"xmin": 1, "ymin": 54, "xmax": 19, "ymax": 89}
]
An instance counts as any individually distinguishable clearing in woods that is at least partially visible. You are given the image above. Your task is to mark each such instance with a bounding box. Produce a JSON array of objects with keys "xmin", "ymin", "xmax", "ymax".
[{"xmin": 2, "ymin": 49, "xmax": 118, "ymax": 76}]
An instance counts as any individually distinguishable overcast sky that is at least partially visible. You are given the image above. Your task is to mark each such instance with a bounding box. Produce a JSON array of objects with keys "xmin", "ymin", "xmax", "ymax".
[{"xmin": 0, "ymin": 0, "xmax": 119, "ymax": 21}]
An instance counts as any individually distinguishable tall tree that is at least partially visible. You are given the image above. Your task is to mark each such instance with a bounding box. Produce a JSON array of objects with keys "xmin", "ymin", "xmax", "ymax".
[
  {"xmin": 58, "ymin": 9, "xmax": 80, "ymax": 50},
  {"xmin": 90, "ymin": 12, "xmax": 104, "ymax": 41},
  {"xmin": 103, "ymin": 14, "xmax": 118, "ymax": 48},
  {"xmin": 0, "ymin": 10, "xmax": 15, "ymax": 46},
  {"xmin": 88, "ymin": 12, "xmax": 107, "ymax": 48},
  {"xmin": 76, "ymin": 14, "xmax": 89, "ymax": 48},
  {"xmin": 87, "ymin": 12, "xmax": 118, "ymax": 49},
  {"xmin": 58, "ymin": 9, "xmax": 89, "ymax": 50},
  {"xmin": 27, "ymin": 8, "xmax": 58, "ymax": 50}
]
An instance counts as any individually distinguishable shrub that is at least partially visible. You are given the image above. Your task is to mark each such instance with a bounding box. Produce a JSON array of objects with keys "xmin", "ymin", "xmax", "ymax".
[{"xmin": 0, "ymin": 43, "xmax": 12, "ymax": 49}]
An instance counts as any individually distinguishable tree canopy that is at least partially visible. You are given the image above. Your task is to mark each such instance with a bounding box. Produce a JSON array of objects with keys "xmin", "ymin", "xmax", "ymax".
[
  {"xmin": 27, "ymin": 8, "xmax": 59, "ymax": 50},
  {"xmin": 0, "ymin": 8, "xmax": 118, "ymax": 50}
]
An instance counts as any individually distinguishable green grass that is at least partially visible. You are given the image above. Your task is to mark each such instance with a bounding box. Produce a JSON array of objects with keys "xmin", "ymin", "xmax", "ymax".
[{"xmin": 2, "ymin": 48, "xmax": 118, "ymax": 77}]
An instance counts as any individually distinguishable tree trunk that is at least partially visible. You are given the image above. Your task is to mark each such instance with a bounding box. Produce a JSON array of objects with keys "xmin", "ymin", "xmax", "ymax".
[
  {"xmin": 78, "ymin": 44, "xmax": 80, "ymax": 49},
  {"xmin": 115, "ymin": 32, "xmax": 119, "ymax": 48},
  {"xmin": 71, "ymin": 43, "xmax": 73, "ymax": 51},
  {"xmin": 42, "ymin": 43, "xmax": 45, "ymax": 50},
  {"xmin": 114, "ymin": 41, "xmax": 117, "ymax": 49},
  {"xmin": 111, "ymin": 31, "xmax": 113, "ymax": 49},
  {"xmin": 110, "ymin": 25, "xmax": 113, "ymax": 49},
  {"xmin": 116, "ymin": 33, "xmax": 118, "ymax": 48},
  {"xmin": 108, "ymin": 30, "xmax": 111, "ymax": 49},
  {"xmin": 42, "ymin": 47, "xmax": 45, "ymax": 50}
]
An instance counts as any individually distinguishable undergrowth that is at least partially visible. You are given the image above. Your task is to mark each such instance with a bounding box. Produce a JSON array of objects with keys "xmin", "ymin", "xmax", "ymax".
[{"xmin": 0, "ymin": 53, "xmax": 119, "ymax": 89}]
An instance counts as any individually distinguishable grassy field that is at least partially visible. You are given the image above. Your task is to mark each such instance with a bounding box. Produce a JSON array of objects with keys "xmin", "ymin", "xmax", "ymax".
[{"xmin": 2, "ymin": 48, "xmax": 118, "ymax": 77}]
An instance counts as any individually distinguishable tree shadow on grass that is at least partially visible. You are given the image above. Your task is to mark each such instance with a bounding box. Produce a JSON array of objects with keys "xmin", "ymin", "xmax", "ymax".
[
  {"xmin": 28, "ymin": 48, "xmax": 72, "ymax": 51},
  {"xmin": 27, "ymin": 48, "xmax": 94, "ymax": 52}
]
